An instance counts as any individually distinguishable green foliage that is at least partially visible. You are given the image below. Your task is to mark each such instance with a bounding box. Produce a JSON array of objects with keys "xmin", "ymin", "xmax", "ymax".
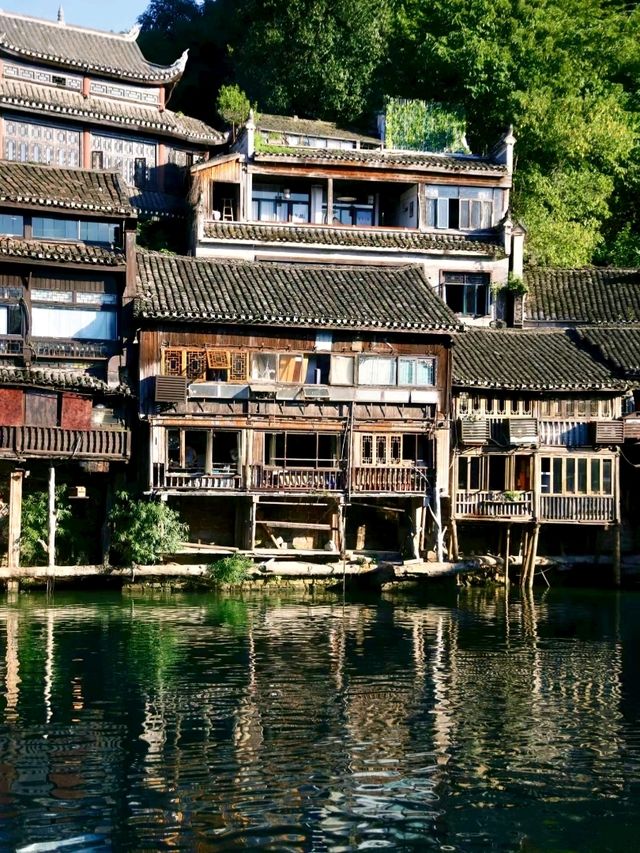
[
  {"xmin": 506, "ymin": 273, "xmax": 528, "ymax": 296},
  {"xmin": 599, "ymin": 223, "xmax": 640, "ymax": 267},
  {"xmin": 207, "ymin": 555, "xmax": 253, "ymax": 585},
  {"xmin": 216, "ymin": 84, "xmax": 252, "ymax": 136},
  {"xmin": 385, "ymin": 99, "xmax": 469, "ymax": 153},
  {"xmin": 109, "ymin": 491, "xmax": 188, "ymax": 566},
  {"xmin": 20, "ymin": 486, "xmax": 72, "ymax": 566}
]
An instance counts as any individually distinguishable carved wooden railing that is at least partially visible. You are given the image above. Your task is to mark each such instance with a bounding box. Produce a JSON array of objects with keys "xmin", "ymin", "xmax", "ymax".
[
  {"xmin": 0, "ymin": 425, "xmax": 130, "ymax": 459},
  {"xmin": 252, "ymin": 466, "xmax": 343, "ymax": 491},
  {"xmin": 540, "ymin": 495, "xmax": 616, "ymax": 523},
  {"xmin": 159, "ymin": 467, "xmax": 241, "ymax": 490},
  {"xmin": 454, "ymin": 490, "xmax": 534, "ymax": 519},
  {"xmin": 351, "ymin": 466, "xmax": 432, "ymax": 494}
]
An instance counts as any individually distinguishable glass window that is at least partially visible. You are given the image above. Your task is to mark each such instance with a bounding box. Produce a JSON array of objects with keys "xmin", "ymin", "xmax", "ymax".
[
  {"xmin": 330, "ymin": 356, "xmax": 354, "ymax": 385},
  {"xmin": 577, "ymin": 458, "xmax": 588, "ymax": 493},
  {"xmin": 443, "ymin": 272, "xmax": 490, "ymax": 317},
  {"xmin": 80, "ymin": 221, "xmax": 118, "ymax": 244},
  {"xmin": 591, "ymin": 459, "xmax": 601, "ymax": 493},
  {"xmin": 32, "ymin": 307, "xmax": 116, "ymax": 340},
  {"xmin": 251, "ymin": 352, "xmax": 277, "ymax": 382},
  {"xmin": 32, "ymin": 217, "xmax": 78, "ymax": 240},
  {"xmin": 358, "ymin": 355, "xmax": 397, "ymax": 386},
  {"xmin": 603, "ymin": 459, "xmax": 612, "ymax": 494},
  {"xmin": 398, "ymin": 357, "xmax": 435, "ymax": 386},
  {"xmin": 0, "ymin": 214, "xmax": 23, "ymax": 236}
]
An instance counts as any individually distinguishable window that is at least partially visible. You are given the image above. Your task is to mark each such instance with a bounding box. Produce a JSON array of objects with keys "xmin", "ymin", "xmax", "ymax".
[
  {"xmin": 0, "ymin": 214, "xmax": 24, "ymax": 236},
  {"xmin": 134, "ymin": 157, "xmax": 147, "ymax": 189},
  {"xmin": 265, "ymin": 432, "xmax": 338, "ymax": 468},
  {"xmin": 278, "ymin": 354, "xmax": 308, "ymax": 383},
  {"xmin": 80, "ymin": 221, "xmax": 118, "ymax": 245},
  {"xmin": 540, "ymin": 456, "xmax": 613, "ymax": 495},
  {"xmin": 251, "ymin": 352, "xmax": 277, "ymax": 382},
  {"xmin": 33, "ymin": 217, "xmax": 78, "ymax": 240},
  {"xmin": 252, "ymin": 184, "xmax": 310, "ymax": 223},
  {"xmin": 30, "ymin": 288, "xmax": 117, "ymax": 341},
  {"xmin": 457, "ymin": 456, "xmax": 482, "ymax": 491},
  {"xmin": 443, "ymin": 272, "xmax": 490, "ymax": 317},
  {"xmin": 427, "ymin": 186, "xmax": 494, "ymax": 230},
  {"xmin": 163, "ymin": 348, "xmax": 207, "ymax": 380},
  {"xmin": 0, "ymin": 304, "xmax": 22, "ymax": 335},
  {"xmin": 91, "ymin": 150, "xmax": 104, "ymax": 169},
  {"xmin": 359, "ymin": 433, "xmax": 426, "ymax": 466},
  {"xmin": 359, "ymin": 354, "xmax": 436, "ymax": 386}
]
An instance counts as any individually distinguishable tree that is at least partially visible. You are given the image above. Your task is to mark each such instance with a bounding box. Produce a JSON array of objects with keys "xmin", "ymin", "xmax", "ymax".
[
  {"xmin": 216, "ymin": 84, "xmax": 252, "ymax": 139},
  {"xmin": 108, "ymin": 490, "xmax": 189, "ymax": 565}
]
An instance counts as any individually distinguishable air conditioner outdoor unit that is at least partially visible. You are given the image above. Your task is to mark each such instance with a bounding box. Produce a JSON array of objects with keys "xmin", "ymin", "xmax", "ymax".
[{"xmin": 154, "ymin": 375, "xmax": 187, "ymax": 404}]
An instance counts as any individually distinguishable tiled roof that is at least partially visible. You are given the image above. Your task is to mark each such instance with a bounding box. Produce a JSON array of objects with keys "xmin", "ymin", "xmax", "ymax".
[
  {"xmin": 254, "ymin": 145, "xmax": 507, "ymax": 175},
  {"xmin": 0, "ymin": 365, "xmax": 129, "ymax": 395},
  {"xmin": 576, "ymin": 326, "xmax": 640, "ymax": 378},
  {"xmin": 202, "ymin": 221, "xmax": 504, "ymax": 257},
  {"xmin": 129, "ymin": 190, "xmax": 188, "ymax": 219},
  {"xmin": 0, "ymin": 237, "xmax": 125, "ymax": 266},
  {"xmin": 0, "ymin": 11, "xmax": 186, "ymax": 83},
  {"xmin": 524, "ymin": 267, "xmax": 640, "ymax": 325},
  {"xmin": 452, "ymin": 328, "xmax": 622, "ymax": 390},
  {"xmin": 0, "ymin": 161, "xmax": 134, "ymax": 215},
  {"xmin": 135, "ymin": 251, "xmax": 460, "ymax": 331},
  {"xmin": 0, "ymin": 79, "xmax": 223, "ymax": 145},
  {"xmin": 256, "ymin": 113, "xmax": 380, "ymax": 146}
]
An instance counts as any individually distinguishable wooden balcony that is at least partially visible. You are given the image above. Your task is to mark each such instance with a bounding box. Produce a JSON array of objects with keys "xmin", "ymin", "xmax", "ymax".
[
  {"xmin": 351, "ymin": 465, "xmax": 432, "ymax": 494},
  {"xmin": 455, "ymin": 490, "xmax": 534, "ymax": 521},
  {"xmin": 540, "ymin": 495, "xmax": 616, "ymax": 523},
  {"xmin": 0, "ymin": 425, "xmax": 130, "ymax": 460},
  {"xmin": 252, "ymin": 466, "xmax": 343, "ymax": 492},
  {"xmin": 157, "ymin": 466, "xmax": 241, "ymax": 491}
]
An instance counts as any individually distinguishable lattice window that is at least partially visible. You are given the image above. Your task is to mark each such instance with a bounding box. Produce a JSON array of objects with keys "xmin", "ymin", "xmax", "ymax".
[
  {"xmin": 361, "ymin": 434, "xmax": 373, "ymax": 465},
  {"xmin": 163, "ymin": 349, "xmax": 184, "ymax": 376},
  {"xmin": 207, "ymin": 350, "xmax": 231, "ymax": 370},
  {"xmin": 390, "ymin": 435, "xmax": 402, "ymax": 464},
  {"xmin": 230, "ymin": 352, "xmax": 248, "ymax": 381},
  {"xmin": 186, "ymin": 350, "xmax": 206, "ymax": 380}
]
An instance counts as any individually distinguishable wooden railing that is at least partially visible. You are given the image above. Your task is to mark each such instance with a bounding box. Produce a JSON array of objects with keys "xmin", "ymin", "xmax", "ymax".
[
  {"xmin": 455, "ymin": 490, "xmax": 534, "ymax": 520},
  {"xmin": 351, "ymin": 466, "xmax": 432, "ymax": 494},
  {"xmin": 160, "ymin": 467, "xmax": 241, "ymax": 490},
  {"xmin": 252, "ymin": 466, "xmax": 343, "ymax": 491},
  {"xmin": 0, "ymin": 425, "xmax": 130, "ymax": 459},
  {"xmin": 540, "ymin": 495, "xmax": 616, "ymax": 523}
]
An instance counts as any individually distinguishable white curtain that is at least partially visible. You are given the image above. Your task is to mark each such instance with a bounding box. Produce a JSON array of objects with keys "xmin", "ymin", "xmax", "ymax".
[{"xmin": 32, "ymin": 307, "xmax": 116, "ymax": 340}]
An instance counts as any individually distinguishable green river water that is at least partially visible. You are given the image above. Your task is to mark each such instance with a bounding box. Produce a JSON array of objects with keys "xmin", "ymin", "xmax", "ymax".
[{"xmin": 1, "ymin": 586, "xmax": 639, "ymax": 851}]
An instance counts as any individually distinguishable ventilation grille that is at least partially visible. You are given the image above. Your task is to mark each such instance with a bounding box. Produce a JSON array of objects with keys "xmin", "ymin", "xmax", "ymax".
[
  {"xmin": 155, "ymin": 375, "xmax": 187, "ymax": 404},
  {"xmin": 594, "ymin": 421, "xmax": 623, "ymax": 444},
  {"xmin": 458, "ymin": 419, "xmax": 490, "ymax": 444}
]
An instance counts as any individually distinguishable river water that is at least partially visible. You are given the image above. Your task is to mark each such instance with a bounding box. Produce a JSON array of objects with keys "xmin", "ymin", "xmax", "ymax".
[{"xmin": 1, "ymin": 586, "xmax": 639, "ymax": 852}]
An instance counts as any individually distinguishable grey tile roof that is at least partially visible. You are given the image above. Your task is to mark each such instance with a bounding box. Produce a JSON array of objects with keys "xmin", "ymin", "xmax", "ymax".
[
  {"xmin": 0, "ymin": 79, "xmax": 223, "ymax": 145},
  {"xmin": 576, "ymin": 326, "xmax": 640, "ymax": 379},
  {"xmin": 256, "ymin": 113, "xmax": 381, "ymax": 146},
  {"xmin": 129, "ymin": 190, "xmax": 188, "ymax": 219},
  {"xmin": 452, "ymin": 328, "xmax": 622, "ymax": 391},
  {"xmin": 0, "ymin": 365, "xmax": 129, "ymax": 395},
  {"xmin": 255, "ymin": 145, "xmax": 508, "ymax": 175},
  {"xmin": 0, "ymin": 237, "xmax": 125, "ymax": 267},
  {"xmin": 0, "ymin": 11, "xmax": 186, "ymax": 83},
  {"xmin": 0, "ymin": 160, "xmax": 134, "ymax": 215},
  {"xmin": 135, "ymin": 251, "xmax": 460, "ymax": 332},
  {"xmin": 202, "ymin": 221, "xmax": 504, "ymax": 257},
  {"xmin": 524, "ymin": 267, "xmax": 640, "ymax": 324}
]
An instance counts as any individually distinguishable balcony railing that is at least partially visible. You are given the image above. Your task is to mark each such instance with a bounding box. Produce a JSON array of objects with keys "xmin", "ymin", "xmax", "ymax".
[
  {"xmin": 0, "ymin": 425, "xmax": 130, "ymax": 459},
  {"xmin": 252, "ymin": 466, "xmax": 343, "ymax": 492},
  {"xmin": 455, "ymin": 490, "xmax": 534, "ymax": 520},
  {"xmin": 351, "ymin": 466, "xmax": 432, "ymax": 494},
  {"xmin": 540, "ymin": 495, "xmax": 616, "ymax": 523},
  {"xmin": 159, "ymin": 466, "xmax": 241, "ymax": 490}
]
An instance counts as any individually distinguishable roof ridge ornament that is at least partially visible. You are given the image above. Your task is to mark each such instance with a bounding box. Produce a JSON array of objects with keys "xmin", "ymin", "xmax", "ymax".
[
  {"xmin": 125, "ymin": 24, "xmax": 141, "ymax": 41},
  {"xmin": 57, "ymin": 6, "xmax": 64, "ymax": 25}
]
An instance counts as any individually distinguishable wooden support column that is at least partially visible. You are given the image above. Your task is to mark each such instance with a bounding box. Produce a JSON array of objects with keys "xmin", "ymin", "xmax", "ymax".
[
  {"xmin": 449, "ymin": 518, "xmax": 459, "ymax": 562},
  {"xmin": 417, "ymin": 183, "xmax": 428, "ymax": 231},
  {"xmin": 527, "ymin": 524, "xmax": 540, "ymax": 591},
  {"xmin": 205, "ymin": 431, "xmax": 213, "ymax": 475},
  {"xmin": 504, "ymin": 524, "xmax": 511, "ymax": 587},
  {"xmin": 48, "ymin": 466, "xmax": 56, "ymax": 573},
  {"xmin": 249, "ymin": 496, "xmax": 258, "ymax": 552},
  {"xmin": 330, "ymin": 499, "xmax": 341, "ymax": 552},
  {"xmin": 7, "ymin": 470, "xmax": 23, "ymax": 573},
  {"xmin": 326, "ymin": 177, "xmax": 334, "ymax": 224},
  {"xmin": 612, "ymin": 524, "xmax": 621, "ymax": 588},
  {"xmin": 338, "ymin": 501, "xmax": 346, "ymax": 559}
]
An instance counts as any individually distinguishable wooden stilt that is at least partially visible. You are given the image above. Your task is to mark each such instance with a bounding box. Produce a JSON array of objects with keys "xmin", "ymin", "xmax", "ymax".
[
  {"xmin": 449, "ymin": 518, "xmax": 459, "ymax": 561},
  {"xmin": 520, "ymin": 528, "xmax": 530, "ymax": 589},
  {"xmin": 8, "ymin": 470, "xmax": 24, "ymax": 574},
  {"xmin": 527, "ymin": 524, "xmax": 540, "ymax": 591},
  {"xmin": 612, "ymin": 524, "xmax": 621, "ymax": 588},
  {"xmin": 504, "ymin": 524, "xmax": 511, "ymax": 587},
  {"xmin": 249, "ymin": 496, "xmax": 258, "ymax": 552},
  {"xmin": 47, "ymin": 466, "xmax": 56, "ymax": 596}
]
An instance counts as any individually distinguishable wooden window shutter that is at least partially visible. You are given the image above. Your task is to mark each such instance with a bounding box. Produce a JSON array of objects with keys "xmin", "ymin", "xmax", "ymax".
[
  {"xmin": 229, "ymin": 352, "xmax": 248, "ymax": 381},
  {"xmin": 186, "ymin": 350, "xmax": 206, "ymax": 380},
  {"xmin": 163, "ymin": 349, "xmax": 184, "ymax": 376},
  {"xmin": 207, "ymin": 350, "xmax": 231, "ymax": 370}
]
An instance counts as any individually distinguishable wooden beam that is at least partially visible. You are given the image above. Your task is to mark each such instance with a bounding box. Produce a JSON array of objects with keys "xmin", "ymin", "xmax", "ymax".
[
  {"xmin": 7, "ymin": 470, "xmax": 23, "ymax": 573},
  {"xmin": 257, "ymin": 520, "xmax": 331, "ymax": 530}
]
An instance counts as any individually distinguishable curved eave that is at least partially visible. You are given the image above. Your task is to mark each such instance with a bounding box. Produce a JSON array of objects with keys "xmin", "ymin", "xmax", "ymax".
[
  {"xmin": 254, "ymin": 152, "xmax": 508, "ymax": 178},
  {"xmin": 0, "ymin": 93, "xmax": 223, "ymax": 145},
  {"xmin": 452, "ymin": 378, "xmax": 624, "ymax": 391},
  {"xmin": 0, "ymin": 195, "xmax": 133, "ymax": 217},
  {"xmin": 0, "ymin": 41, "xmax": 188, "ymax": 84},
  {"xmin": 134, "ymin": 307, "xmax": 458, "ymax": 333}
]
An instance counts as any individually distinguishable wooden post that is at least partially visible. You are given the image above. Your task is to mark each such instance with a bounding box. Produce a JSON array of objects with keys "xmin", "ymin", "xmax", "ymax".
[
  {"xmin": 326, "ymin": 177, "xmax": 334, "ymax": 224},
  {"xmin": 434, "ymin": 488, "xmax": 444, "ymax": 564},
  {"xmin": 449, "ymin": 517, "xmax": 459, "ymax": 561},
  {"xmin": 520, "ymin": 528, "xmax": 530, "ymax": 589},
  {"xmin": 504, "ymin": 524, "xmax": 511, "ymax": 587},
  {"xmin": 7, "ymin": 470, "xmax": 23, "ymax": 573},
  {"xmin": 249, "ymin": 496, "xmax": 258, "ymax": 552},
  {"xmin": 48, "ymin": 466, "xmax": 56, "ymax": 573},
  {"xmin": 338, "ymin": 501, "xmax": 346, "ymax": 560},
  {"xmin": 612, "ymin": 524, "xmax": 621, "ymax": 588},
  {"xmin": 527, "ymin": 524, "xmax": 540, "ymax": 591}
]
